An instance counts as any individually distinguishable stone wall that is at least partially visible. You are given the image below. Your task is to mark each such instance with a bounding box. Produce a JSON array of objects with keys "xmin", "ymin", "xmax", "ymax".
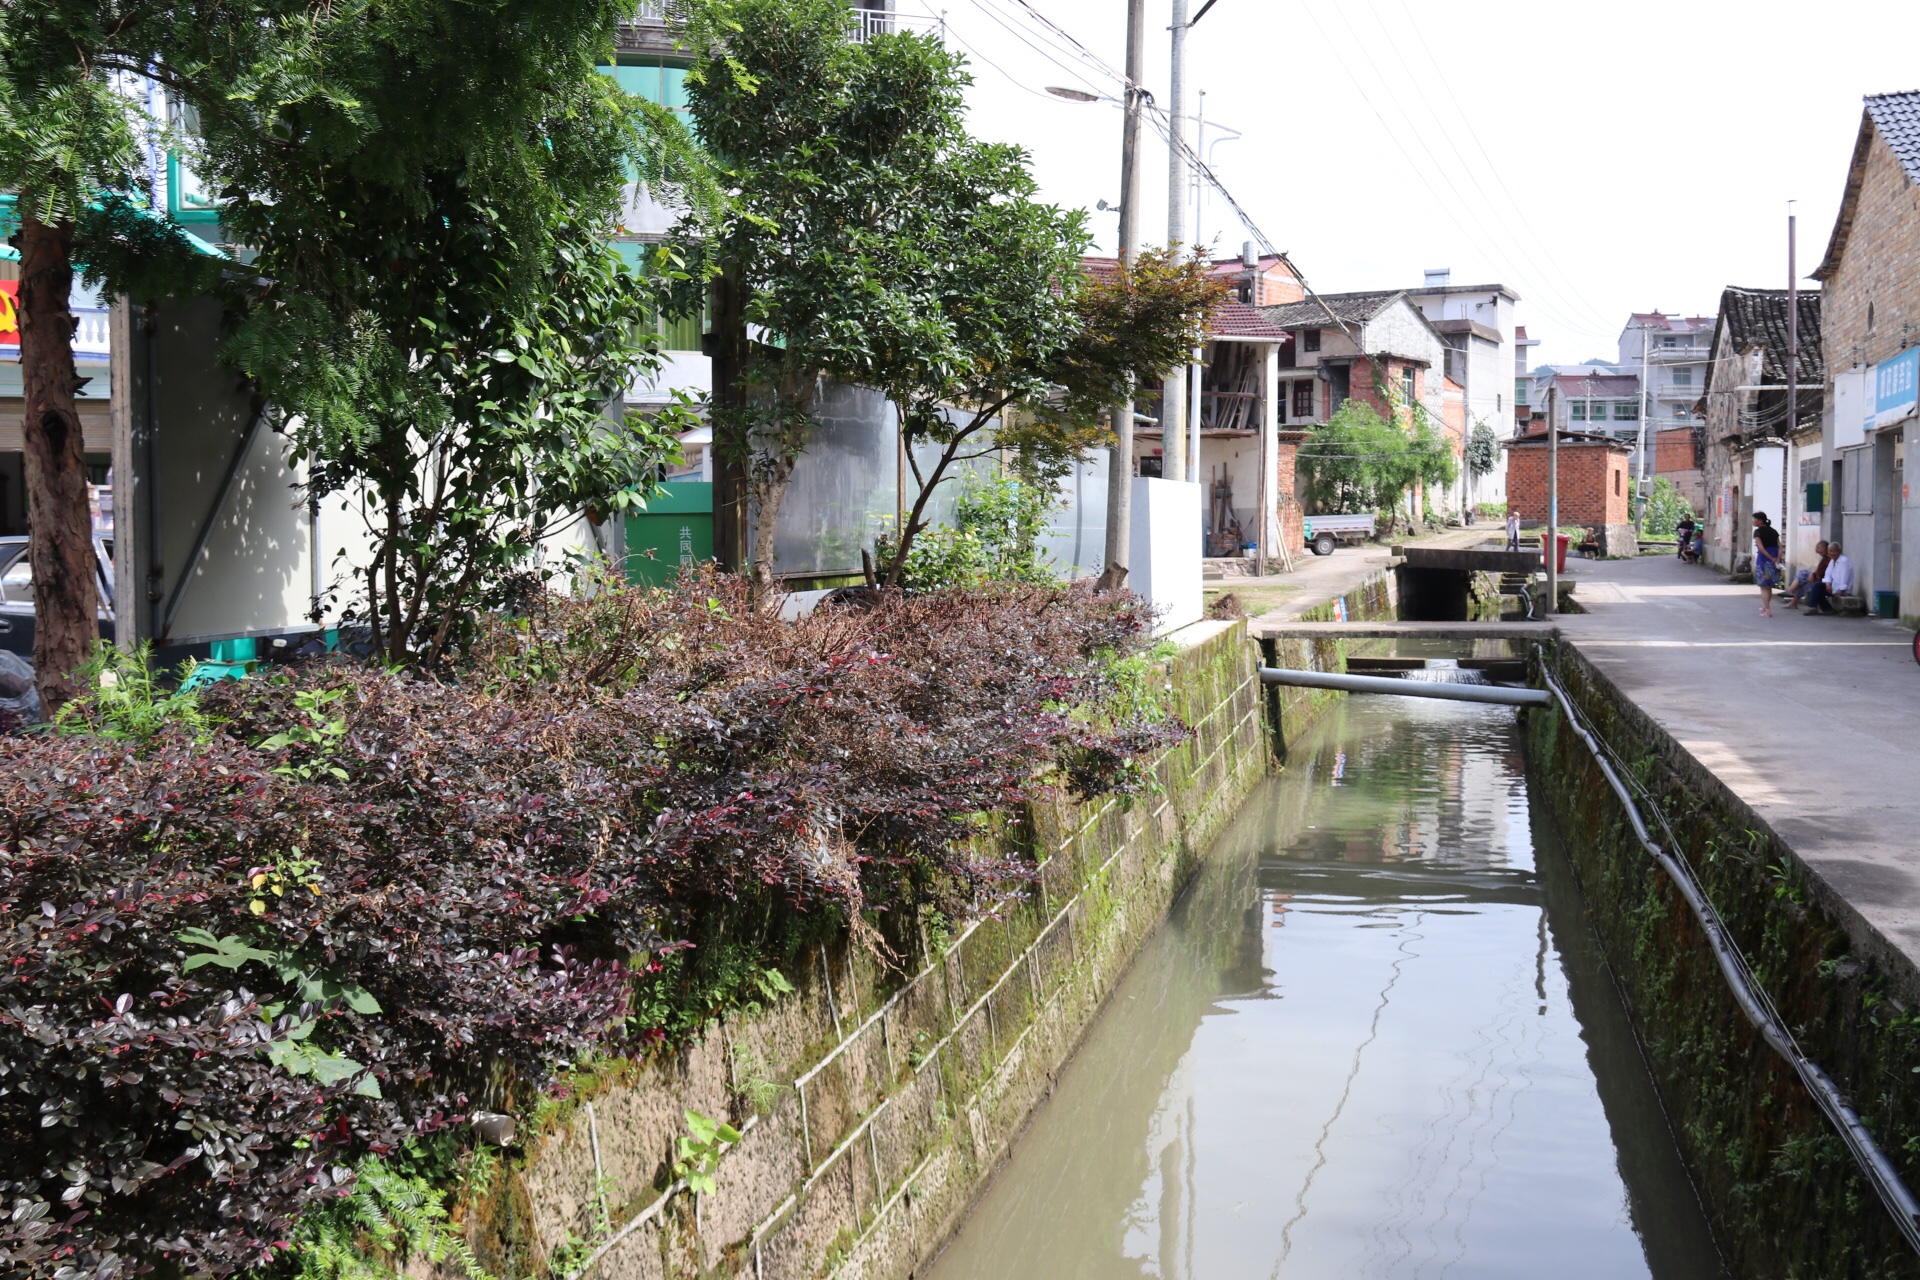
[
  {"xmin": 1525, "ymin": 641, "xmax": 1920, "ymax": 1278},
  {"xmin": 476, "ymin": 617, "xmax": 1335, "ymax": 1280}
]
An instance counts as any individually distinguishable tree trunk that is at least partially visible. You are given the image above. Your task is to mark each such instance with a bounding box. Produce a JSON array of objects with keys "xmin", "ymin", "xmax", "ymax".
[
  {"xmin": 749, "ymin": 450, "xmax": 797, "ymax": 599},
  {"xmin": 17, "ymin": 214, "xmax": 99, "ymax": 712},
  {"xmin": 708, "ymin": 264, "xmax": 750, "ymax": 573}
]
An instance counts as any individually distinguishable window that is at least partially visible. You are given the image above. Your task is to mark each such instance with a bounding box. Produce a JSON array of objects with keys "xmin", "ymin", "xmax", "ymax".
[
  {"xmin": 1672, "ymin": 368, "xmax": 1693, "ymax": 387},
  {"xmin": 1571, "ymin": 401, "xmax": 1587, "ymax": 420},
  {"xmin": 1661, "ymin": 336, "xmax": 1677, "ymax": 348},
  {"xmin": 1515, "ymin": 379, "xmax": 1529, "ymax": 406},
  {"xmin": 1302, "ymin": 329, "xmax": 1322, "ymax": 353},
  {"xmin": 607, "ymin": 58, "xmax": 691, "ymax": 118},
  {"xmin": 1869, "ymin": 302, "xmax": 1877, "ymax": 333},
  {"xmin": 1402, "ymin": 368, "xmax": 1416, "ymax": 405},
  {"xmin": 1497, "ymin": 393, "xmax": 1503, "ymax": 412},
  {"xmin": 1614, "ymin": 470, "xmax": 1621, "ymax": 497},
  {"xmin": 1615, "ymin": 401, "xmax": 1639, "ymax": 420},
  {"xmin": 1293, "ymin": 381, "xmax": 1314, "ymax": 419},
  {"xmin": 0, "ymin": 553, "xmax": 28, "ymax": 604}
]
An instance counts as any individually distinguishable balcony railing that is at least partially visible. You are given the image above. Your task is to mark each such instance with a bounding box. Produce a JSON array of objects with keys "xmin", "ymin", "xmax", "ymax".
[
  {"xmin": 848, "ymin": 5, "xmax": 944, "ymax": 41},
  {"xmin": 1646, "ymin": 345, "xmax": 1710, "ymax": 364},
  {"xmin": 1, "ymin": 305, "xmax": 109, "ymax": 362}
]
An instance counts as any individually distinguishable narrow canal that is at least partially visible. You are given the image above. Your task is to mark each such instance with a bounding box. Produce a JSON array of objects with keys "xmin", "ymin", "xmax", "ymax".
[{"xmin": 928, "ymin": 686, "xmax": 1725, "ymax": 1278}]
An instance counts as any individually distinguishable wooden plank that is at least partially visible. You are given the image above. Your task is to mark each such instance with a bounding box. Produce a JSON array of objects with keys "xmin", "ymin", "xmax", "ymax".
[{"xmin": 0, "ymin": 396, "xmax": 113, "ymax": 454}]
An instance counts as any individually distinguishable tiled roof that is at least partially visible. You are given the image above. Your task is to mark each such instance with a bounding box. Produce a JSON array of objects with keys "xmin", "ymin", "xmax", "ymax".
[
  {"xmin": 1866, "ymin": 91, "xmax": 1920, "ymax": 188},
  {"xmin": 1259, "ymin": 290, "xmax": 1404, "ymax": 329},
  {"xmin": 1209, "ymin": 297, "xmax": 1290, "ymax": 340},
  {"xmin": 1713, "ymin": 286, "xmax": 1824, "ymax": 384},
  {"xmin": 1406, "ymin": 281, "xmax": 1520, "ymax": 301}
]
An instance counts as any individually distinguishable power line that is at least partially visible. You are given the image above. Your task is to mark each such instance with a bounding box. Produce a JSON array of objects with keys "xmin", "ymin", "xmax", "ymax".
[
  {"xmin": 1365, "ymin": 0, "xmax": 1617, "ymax": 334},
  {"xmin": 963, "ymin": 0, "xmax": 1106, "ymax": 98},
  {"xmin": 1300, "ymin": 1, "xmax": 1612, "ymax": 346}
]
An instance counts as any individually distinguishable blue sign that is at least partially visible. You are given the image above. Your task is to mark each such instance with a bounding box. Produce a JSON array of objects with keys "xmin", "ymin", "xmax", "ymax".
[{"xmin": 1874, "ymin": 346, "xmax": 1919, "ymax": 427}]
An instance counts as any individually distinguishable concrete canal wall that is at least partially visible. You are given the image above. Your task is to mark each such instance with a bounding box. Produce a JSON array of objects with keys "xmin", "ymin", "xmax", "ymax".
[
  {"xmin": 477, "ymin": 617, "xmax": 1354, "ymax": 1280},
  {"xmin": 1527, "ymin": 640, "xmax": 1920, "ymax": 1278}
]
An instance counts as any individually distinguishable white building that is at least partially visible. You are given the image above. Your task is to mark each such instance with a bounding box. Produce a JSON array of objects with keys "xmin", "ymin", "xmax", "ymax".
[{"xmin": 1406, "ymin": 269, "xmax": 1522, "ymax": 507}]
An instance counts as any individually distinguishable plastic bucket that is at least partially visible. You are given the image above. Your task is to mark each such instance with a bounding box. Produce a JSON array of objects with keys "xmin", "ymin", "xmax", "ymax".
[
  {"xmin": 1541, "ymin": 532, "xmax": 1570, "ymax": 574},
  {"xmin": 1874, "ymin": 590, "xmax": 1900, "ymax": 619}
]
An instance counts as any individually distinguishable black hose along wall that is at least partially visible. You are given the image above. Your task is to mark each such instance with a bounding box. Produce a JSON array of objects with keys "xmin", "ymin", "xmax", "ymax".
[{"xmin": 1525, "ymin": 643, "xmax": 1920, "ymax": 1278}]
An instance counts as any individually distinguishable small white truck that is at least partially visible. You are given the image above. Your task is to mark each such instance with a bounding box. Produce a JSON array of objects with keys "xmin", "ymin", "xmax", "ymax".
[{"xmin": 1301, "ymin": 513, "xmax": 1376, "ymax": 556}]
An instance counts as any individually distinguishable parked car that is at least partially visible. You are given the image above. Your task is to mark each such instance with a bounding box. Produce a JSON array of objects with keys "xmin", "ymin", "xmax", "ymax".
[
  {"xmin": 0, "ymin": 536, "xmax": 116, "ymax": 658},
  {"xmin": 1302, "ymin": 513, "xmax": 1377, "ymax": 556}
]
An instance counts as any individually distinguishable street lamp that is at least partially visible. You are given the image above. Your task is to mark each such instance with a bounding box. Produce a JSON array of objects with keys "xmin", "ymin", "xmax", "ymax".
[{"xmin": 1045, "ymin": 85, "xmax": 1100, "ymax": 102}]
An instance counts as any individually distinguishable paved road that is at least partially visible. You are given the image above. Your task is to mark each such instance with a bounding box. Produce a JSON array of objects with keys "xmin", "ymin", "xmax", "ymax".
[{"xmin": 1556, "ymin": 554, "xmax": 1920, "ymax": 970}]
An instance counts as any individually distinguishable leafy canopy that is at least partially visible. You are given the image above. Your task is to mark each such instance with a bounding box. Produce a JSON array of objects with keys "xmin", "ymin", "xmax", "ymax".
[{"xmin": 85, "ymin": 0, "xmax": 717, "ymax": 665}]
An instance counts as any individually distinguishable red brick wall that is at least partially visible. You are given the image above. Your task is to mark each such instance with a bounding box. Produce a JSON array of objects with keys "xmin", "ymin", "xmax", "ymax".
[
  {"xmin": 1343, "ymin": 357, "xmax": 1425, "ymax": 423},
  {"xmin": 1275, "ymin": 434, "xmax": 1305, "ymax": 551},
  {"xmin": 1654, "ymin": 427, "xmax": 1696, "ymax": 474},
  {"xmin": 1505, "ymin": 440, "xmax": 1632, "ymax": 527}
]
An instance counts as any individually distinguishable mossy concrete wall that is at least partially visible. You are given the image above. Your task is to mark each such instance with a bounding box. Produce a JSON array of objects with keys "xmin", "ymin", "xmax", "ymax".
[
  {"xmin": 483, "ymin": 617, "xmax": 1348, "ymax": 1280},
  {"xmin": 1525, "ymin": 641, "xmax": 1920, "ymax": 1279}
]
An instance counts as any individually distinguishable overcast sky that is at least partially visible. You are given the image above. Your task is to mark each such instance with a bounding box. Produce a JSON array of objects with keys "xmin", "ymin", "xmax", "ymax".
[{"xmin": 925, "ymin": 0, "xmax": 1920, "ymax": 368}]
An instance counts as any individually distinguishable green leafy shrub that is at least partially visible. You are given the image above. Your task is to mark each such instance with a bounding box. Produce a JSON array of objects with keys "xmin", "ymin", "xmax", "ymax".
[
  {"xmin": 875, "ymin": 471, "xmax": 1059, "ymax": 589},
  {"xmin": 1629, "ymin": 475, "xmax": 1696, "ymax": 539}
]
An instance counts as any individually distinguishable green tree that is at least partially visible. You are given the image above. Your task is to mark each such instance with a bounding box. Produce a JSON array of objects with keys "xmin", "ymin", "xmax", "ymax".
[
  {"xmin": 1296, "ymin": 400, "xmax": 1403, "ymax": 513},
  {"xmin": 0, "ymin": 3, "xmax": 234, "ymax": 709},
  {"xmin": 1630, "ymin": 475, "xmax": 1694, "ymax": 538},
  {"xmin": 670, "ymin": 0, "xmax": 1218, "ymax": 593},
  {"xmin": 183, "ymin": 2, "xmax": 716, "ymax": 665},
  {"xmin": 1297, "ymin": 395, "xmax": 1458, "ymax": 532},
  {"xmin": 5, "ymin": 2, "xmax": 717, "ymax": 676},
  {"xmin": 1466, "ymin": 419, "xmax": 1500, "ymax": 478}
]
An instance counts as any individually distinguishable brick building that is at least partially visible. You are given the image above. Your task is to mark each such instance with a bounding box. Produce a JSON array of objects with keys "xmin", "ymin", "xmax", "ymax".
[
  {"xmin": 1811, "ymin": 90, "xmax": 1920, "ymax": 620},
  {"xmin": 1654, "ymin": 426, "xmax": 1705, "ymax": 512},
  {"xmin": 1503, "ymin": 429, "xmax": 1634, "ymax": 556},
  {"xmin": 1256, "ymin": 289, "xmax": 1464, "ymax": 522}
]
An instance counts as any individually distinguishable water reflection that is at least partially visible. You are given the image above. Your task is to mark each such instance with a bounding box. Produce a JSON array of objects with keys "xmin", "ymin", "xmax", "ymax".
[{"xmin": 928, "ymin": 694, "xmax": 1723, "ymax": 1280}]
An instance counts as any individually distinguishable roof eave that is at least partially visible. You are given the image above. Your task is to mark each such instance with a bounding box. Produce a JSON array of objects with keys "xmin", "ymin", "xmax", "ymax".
[{"xmin": 1813, "ymin": 110, "xmax": 1881, "ymax": 281}]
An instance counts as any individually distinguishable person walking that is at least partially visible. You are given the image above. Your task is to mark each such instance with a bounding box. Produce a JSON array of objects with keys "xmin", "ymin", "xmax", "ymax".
[
  {"xmin": 1505, "ymin": 509, "xmax": 1521, "ymax": 553},
  {"xmin": 1752, "ymin": 512, "xmax": 1782, "ymax": 617}
]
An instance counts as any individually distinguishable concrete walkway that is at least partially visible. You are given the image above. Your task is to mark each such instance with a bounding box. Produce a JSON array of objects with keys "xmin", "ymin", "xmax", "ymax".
[{"xmin": 1555, "ymin": 554, "xmax": 1920, "ymax": 969}]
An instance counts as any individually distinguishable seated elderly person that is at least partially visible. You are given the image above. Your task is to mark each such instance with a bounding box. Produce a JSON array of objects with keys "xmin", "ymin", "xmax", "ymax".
[
  {"xmin": 1806, "ymin": 542, "xmax": 1855, "ymax": 615},
  {"xmin": 1785, "ymin": 541, "xmax": 1832, "ymax": 610}
]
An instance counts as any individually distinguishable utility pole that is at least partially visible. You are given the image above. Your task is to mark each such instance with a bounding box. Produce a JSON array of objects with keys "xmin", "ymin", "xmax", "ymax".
[
  {"xmin": 1545, "ymin": 384, "xmax": 1559, "ymax": 614},
  {"xmin": 1634, "ymin": 323, "xmax": 1650, "ymax": 535},
  {"xmin": 1787, "ymin": 204, "xmax": 1798, "ymax": 539},
  {"xmin": 1187, "ymin": 89, "xmax": 1206, "ymax": 485},
  {"xmin": 1098, "ymin": 0, "xmax": 1146, "ymax": 590},
  {"xmin": 1162, "ymin": 0, "xmax": 1188, "ymax": 487}
]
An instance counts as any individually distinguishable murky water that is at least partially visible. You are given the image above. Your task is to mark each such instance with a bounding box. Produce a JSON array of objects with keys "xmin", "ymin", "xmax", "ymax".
[{"xmin": 929, "ymin": 691, "xmax": 1724, "ymax": 1279}]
